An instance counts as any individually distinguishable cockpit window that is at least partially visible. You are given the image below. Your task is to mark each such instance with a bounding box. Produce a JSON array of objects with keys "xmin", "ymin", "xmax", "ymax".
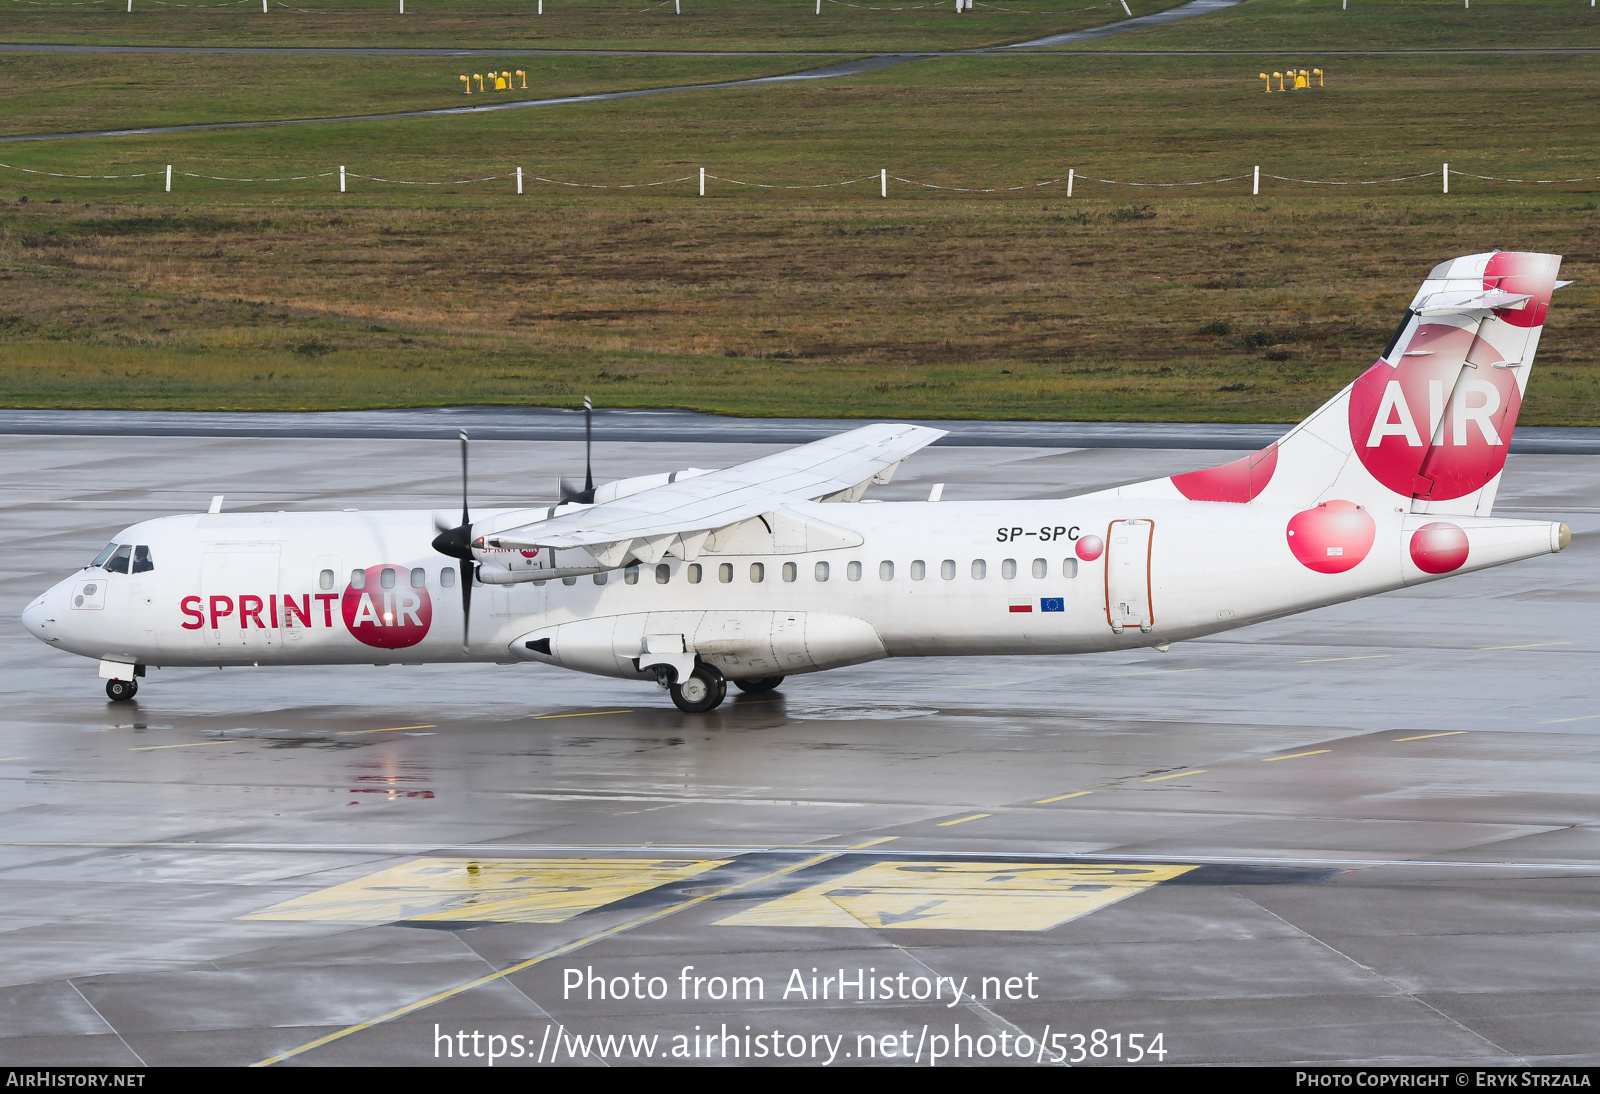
[
  {"xmin": 132, "ymin": 545, "xmax": 154, "ymax": 574},
  {"xmin": 104, "ymin": 544, "xmax": 132, "ymax": 574},
  {"xmin": 91, "ymin": 542, "xmax": 118, "ymax": 568}
]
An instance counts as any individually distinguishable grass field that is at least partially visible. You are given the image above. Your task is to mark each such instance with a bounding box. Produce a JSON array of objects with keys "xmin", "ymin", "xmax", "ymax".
[
  {"xmin": 0, "ymin": 53, "xmax": 819, "ymax": 135},
  {"xmin": 0, "ymin": 0, "xmax": 1185, "ymax": 51},
  {"xmin": 2, "ymin": 2, "xmax": 1599, "ymax": 420},
  {"xmin": 1079, "ymin": 0, "xmax": 1600, "ymax": 51}
]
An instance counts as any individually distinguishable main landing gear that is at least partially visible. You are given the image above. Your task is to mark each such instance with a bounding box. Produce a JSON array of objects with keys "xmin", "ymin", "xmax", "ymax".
[
  {"xmin": 734, "ymin": 676, "xmax": 785, "ymax": 695},
  {"xmin": 670, "ymin": 664, "xmax": 727, "ymax": 714},
  {"xmin": 106, "ymin": 678, "xmax": 138, "ymax": 702}
]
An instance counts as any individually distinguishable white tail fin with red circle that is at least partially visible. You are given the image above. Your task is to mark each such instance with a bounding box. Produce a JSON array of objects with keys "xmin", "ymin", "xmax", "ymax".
[{"xmin": 1112, "ymin": 251, "xmax": 1567, "ymax": 517}]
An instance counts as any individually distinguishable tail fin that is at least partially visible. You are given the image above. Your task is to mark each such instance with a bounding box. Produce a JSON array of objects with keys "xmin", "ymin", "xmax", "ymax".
[{"xmin": 1136, "ymin": 251, "xmax": 1565, "ymax": 517}]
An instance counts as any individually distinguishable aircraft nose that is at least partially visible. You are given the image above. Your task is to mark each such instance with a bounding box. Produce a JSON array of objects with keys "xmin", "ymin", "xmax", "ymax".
[{"xmin": 21, "ymin": 591, "xmax": 54, "ymax": 643}]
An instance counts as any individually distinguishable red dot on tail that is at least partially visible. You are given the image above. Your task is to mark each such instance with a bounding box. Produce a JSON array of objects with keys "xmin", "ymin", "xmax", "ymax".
[{"xmin": 1410, "ymin": 522, "xmax": 1469, "ymax": 574}]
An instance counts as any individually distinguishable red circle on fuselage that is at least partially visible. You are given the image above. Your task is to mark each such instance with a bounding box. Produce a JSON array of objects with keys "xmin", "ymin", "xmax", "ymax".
[{"xmin": 341, "ymin": 564, "xmax": 432, "ymax": 648}]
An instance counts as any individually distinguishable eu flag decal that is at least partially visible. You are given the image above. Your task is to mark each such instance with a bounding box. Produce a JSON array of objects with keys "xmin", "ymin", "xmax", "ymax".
[{"xmin": 1041, "ymin": 598, "xmax": 1065, "ymax": 613}]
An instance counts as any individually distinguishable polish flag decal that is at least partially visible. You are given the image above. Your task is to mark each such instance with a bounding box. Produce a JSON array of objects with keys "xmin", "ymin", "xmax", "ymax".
[{"xmin": 1009, "ymin": 600, "xmax": 1033, "ymax": 613}]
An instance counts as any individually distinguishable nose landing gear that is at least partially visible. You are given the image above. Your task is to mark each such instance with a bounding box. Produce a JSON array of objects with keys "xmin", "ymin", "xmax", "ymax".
[
  {"xmin": 106, "ymin": 678, "xmax": 138, "ymax": 702},
  {"xmin": 670, "ymin": 664, "xmax": 727, "ymax": 714}
]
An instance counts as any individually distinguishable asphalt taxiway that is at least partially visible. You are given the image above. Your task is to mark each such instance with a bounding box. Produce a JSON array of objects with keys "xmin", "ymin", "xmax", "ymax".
[{"xmin": 1, "ymin": 428, "xmax": 1597, "ymax": 1066}]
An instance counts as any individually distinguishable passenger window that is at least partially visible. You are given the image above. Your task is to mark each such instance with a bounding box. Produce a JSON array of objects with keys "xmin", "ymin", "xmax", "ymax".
[
  {"xmin": 132, "ymin": 546, "xmax": 154, "ymax": 574},
  {"xmin": 441, "ymin": 567, "xmax": 457, "ymax": 588},
  {"xmin": 594, "ymin": 572, "xmax": 608, "ymax": 585},
  {"xmin": 910, "ymin": 560, "xmax": 926, "ymax": 581},
  {"xmin": 381, "ymin": 567, "xmax": 396, "ymax": 589},
  {"xmin": 972, "ymin": 559, "xmax": 987, "ymax": 580},
  {"xmin": 411, "ymin": 567, "xmax": 426, "ymax": 588},
  {"xmin": 1001, "ymin": 558, "xmax": 1017, "ymax": 580},
  {"xmin": 815, "ymin": 561, "xmax": 830, "ymax": 582},
  {"xmin": 655, "ymin": 563, "xmax": 670, "ymax": 584},
  {"xmin": 719, "ymin": 563, "xmax": 733, "ymax": 584},
  {"xmin": 879, "ymin": 561, "xmax": 894, "ymax": 581},
  {"xmin": 941, "ymin": 559, "xmax": 955, "ymax": 580},
  {"xmin": 783, "ymin": 562, "xmax": 797, "ymax": 582},
  {"xmin": 350, "ymin": 568, "xmax": 366, "ymax": 590},
  {"xmin": 562, "ymin": 576, "xmax": 577, "ymax": 586},
  {"xmin": 1032, "ymin": 558, "xmax": 1047, "ymax": 579},
  {"xmin": 750, "ymin": 562, "xmax": 765, "ymax": 583},
  {"xmin": 625, "ymin": 565, "xmax": 640, "ymax": 585},
  {"xmin": 1063, "ymin": 558, "xmax": 1078, "ymax": 579},
  {"xmin": 687, "ymin": 563, "xmax": 701, "ymax": 584},
  {"xmin": 847, "ymin": 561, "xmax": 862, "ymax": 581},
  {"xmin": 319, "ymin": 569, "xmax": 335, "ymax": 590},
  {"xmin": 92, "ymin": 542, "xmax": 119, "ymax": 568},
  {"xmin": 105, "ymin": 545, "xmax": 132, "ymax": 574}
]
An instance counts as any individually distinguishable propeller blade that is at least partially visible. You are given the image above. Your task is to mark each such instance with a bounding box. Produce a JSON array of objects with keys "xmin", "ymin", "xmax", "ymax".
[
  {"xmin": 428, "ymin": 428, "xmax": 477, "ymax": 652},
  {"xmin": 460, "ymin": 563, "xmax": 473, "ymax": 655},
  {"xmin": 583, "ymin": 395, "xmax": 594, "ymax": 495},
  {"xmin": 459, "ymin": 429, "xmax": 470, "ymax": 529},
  {"xmin": 558, "ymin": 400, "xmax": 597, "ymax": 504}
]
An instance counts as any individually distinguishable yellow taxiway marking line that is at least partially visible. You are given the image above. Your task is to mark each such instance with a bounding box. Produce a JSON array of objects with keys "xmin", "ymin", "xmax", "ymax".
[
  {"xmin": 1036, "ymin": 791, "xmax": 1093, "ymax": 804},
  {"xmin": 254, "ymin": 850, "xmax": 836, "ymax": 1067},
  {"xmin": 1297, "ymin": 654, "xmax": 1390, "ymax": 664},
  {"xmin": 1392, "ymin": 731, "xmax": 1466, "ymax": 742},
  {"xmin": 129, "ymin": 740, "xmax": 227, "ymax": 752},
  {"xmin": 0, "ymin": 757, "xmax": 23, "ymax": 762},
  {"xmin": 532, "ymin": 709, "xmax": 633, "ymax": 720},
  {"xmin": 937, "ymin": 814, "xmax": 991, "ymax": 827},
  {"xmin": 335, "ymin": 724, "xmax": 437, "ymax": 737},
  {"xmin": 1144, "ymin": 770, "xmax": 1207, "ymax": 782},
  {"xmin": 1538, "ymin": 713, "xmax": 1600, "ymax": 725},
  {"xmin": 1482, "ymin": 641, "xmax": 1572, "ymax": 651},
  {"xmin": 1262, "ymin": 750, "xmax": 1331, "ymax": 762},
  {"xmin": 851, "ymin": 837, "xmax": 899, "ymax": 849}
]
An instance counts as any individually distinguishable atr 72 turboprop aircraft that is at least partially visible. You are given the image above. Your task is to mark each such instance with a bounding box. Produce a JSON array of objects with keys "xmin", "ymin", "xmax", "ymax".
[{"xmin": 21, "ymin": 251, "xmax": 1575, "ymax": 712}]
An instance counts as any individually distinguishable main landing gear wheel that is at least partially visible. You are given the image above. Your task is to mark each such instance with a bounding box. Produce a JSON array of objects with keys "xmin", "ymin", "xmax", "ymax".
[
  {"xmin": 670, "ymin": 665, "xmax": 727, "ymax": 714},
  {"xmin": 105, "ymin": 678, "xmax": 138, "ymax": 702},
  {"xmin": 734, "ymin": 676, "xmax": 785, "ymax": 695}
]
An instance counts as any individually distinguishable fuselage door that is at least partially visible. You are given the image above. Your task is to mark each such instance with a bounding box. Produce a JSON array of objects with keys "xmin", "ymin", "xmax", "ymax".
[
  {"xmin": 1105, "ymin": 519, "xmax": 1154, "ymax": 635},
  {"xmin": 201, "ymin": 545, "xmax": 281, "ymax": 649}
]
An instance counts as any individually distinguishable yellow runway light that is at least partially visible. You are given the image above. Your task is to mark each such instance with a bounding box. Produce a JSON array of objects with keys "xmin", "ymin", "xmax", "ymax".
[
  {"xmin": 516, "ymin": 69, "xmax": 527, "ymax": 89},
  {"xmin": 1314, "ymin": 67, "xmax": 1325, "ymax": 86},
  {"xmin": 1260, "ymin": 72, "xmax": 1271, "ymax": 92},
  {"xmin": 459, "ymin": 74, "xmax": 470, "ymax": 94},
  {"xmin": 1273, "ymin": 71, "xmax": 1284, "ymax": 91},
  {"xmin": 473, "ymin": 73, "xmax": 484, "ymax": 92}
]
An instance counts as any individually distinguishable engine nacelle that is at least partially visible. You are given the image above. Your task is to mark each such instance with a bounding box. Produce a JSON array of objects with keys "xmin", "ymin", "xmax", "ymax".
[{"xmin": 474, "ymin": 543, "xmax": 606, "ymax": 584}]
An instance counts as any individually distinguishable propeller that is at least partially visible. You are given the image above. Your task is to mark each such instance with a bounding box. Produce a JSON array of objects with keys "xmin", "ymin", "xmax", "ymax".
[
  {"xmin": 559, "ymin": 396, "xmax": 596, "ymax": 504},
  {"xmin": 430, "ymin": 429, "xmax": 476, "ymax": 653}
]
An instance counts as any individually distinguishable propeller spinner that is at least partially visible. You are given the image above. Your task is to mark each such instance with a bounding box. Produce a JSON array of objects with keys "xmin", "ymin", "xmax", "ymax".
[{"xmin": 430, "ymin": 429, "xmax": 476, "ymax": 653}]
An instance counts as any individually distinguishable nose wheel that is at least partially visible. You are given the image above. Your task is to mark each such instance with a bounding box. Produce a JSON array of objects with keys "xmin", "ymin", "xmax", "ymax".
[
  {"xmin": 106, "ymin": 678, "xmax": 138, "ymax": 702},
  {"xmin": 670, "ymin": 664, "xmax": 726, "ymax": 713}
]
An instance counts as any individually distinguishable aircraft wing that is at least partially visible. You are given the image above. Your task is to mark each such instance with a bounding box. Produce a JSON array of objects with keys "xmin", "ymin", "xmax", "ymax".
[{"xmin": 483, "ymin": 422, "xmax": 945, "ymax": 565}]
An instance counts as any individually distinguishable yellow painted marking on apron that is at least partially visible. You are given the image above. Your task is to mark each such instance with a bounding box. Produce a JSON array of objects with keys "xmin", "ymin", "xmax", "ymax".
[
  {"xmin": 1392, "ymin": 731, "xmax": 1467, "ymax": 742},
  {"xmin": 334, "ymin": 724, "xmax": 437, "ymax": 736},
  {"xmin": 1036, "ymin": 791, "xmax": 1092, "ymax": 804},
  {"xmin": 718, "ymin": 860, "xmax": 1196, "ymax": 932},
  {"xmin": 242, "ymin": 857, "xmax": 726, "ymax": 924},
  {"xmin": 1262, "ymin": 750, "xmax": 1331, "ymax": 762},
  {"xmin": 1144, "ymin": 769, "xmax": 1206, "ymax": 782},
  {"xmin": 937, "ymin": 814, "xmax": 990, "ymax": 827}
]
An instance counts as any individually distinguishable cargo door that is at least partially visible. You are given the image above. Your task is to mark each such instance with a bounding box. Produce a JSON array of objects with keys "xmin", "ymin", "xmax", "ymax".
[{"xmin": 1105, "ymin": 519, "xmax": 1153, "ymax": 634}]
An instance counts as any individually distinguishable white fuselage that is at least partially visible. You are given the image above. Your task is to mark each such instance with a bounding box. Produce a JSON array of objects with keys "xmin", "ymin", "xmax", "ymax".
[{"xmin": 21, "ymin": 497, "xmax": 1563, "ymax": 682}]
